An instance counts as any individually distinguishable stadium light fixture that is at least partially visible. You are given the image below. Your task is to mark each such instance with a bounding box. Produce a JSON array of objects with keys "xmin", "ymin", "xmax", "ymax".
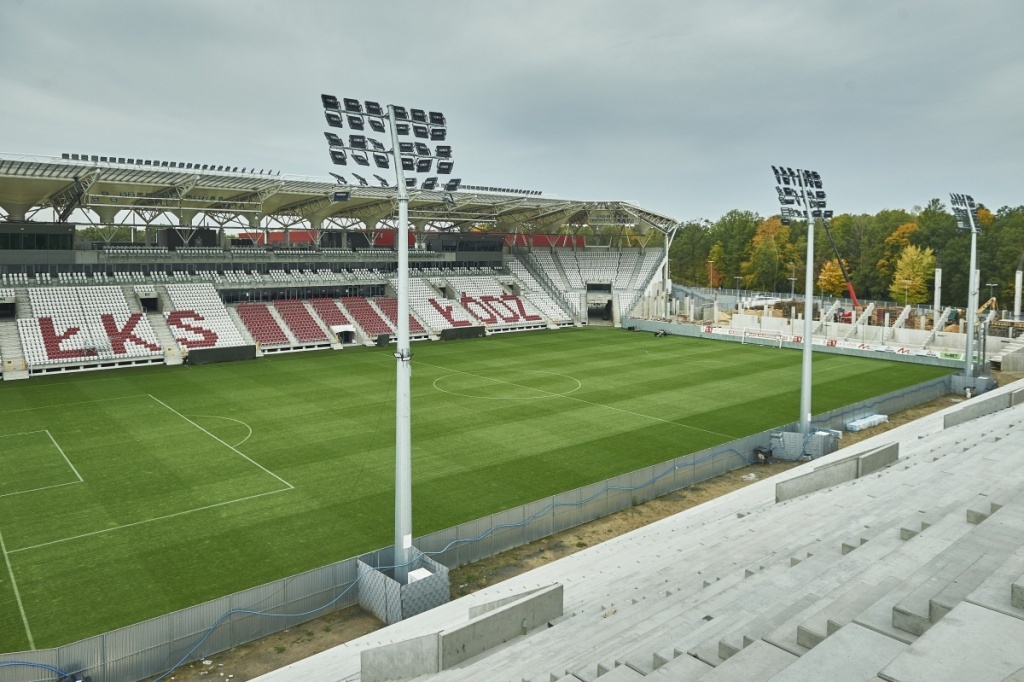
[
  {"xmin": 772, "ymin": 165, "xmax": 828, "ymax": 438},
  {"xmin": 951, "ymin": 192, "xmax": 982, "ymax": 380},
  {"xmin": 318, "ymin": 93, "xmax": 457, "ymax": 587}
]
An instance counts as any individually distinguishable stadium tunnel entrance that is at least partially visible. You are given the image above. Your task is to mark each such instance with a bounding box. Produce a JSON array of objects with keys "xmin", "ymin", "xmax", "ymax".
[{"xmin": 586, "ymin": 283, "xmax": 614, "ymax": 326}]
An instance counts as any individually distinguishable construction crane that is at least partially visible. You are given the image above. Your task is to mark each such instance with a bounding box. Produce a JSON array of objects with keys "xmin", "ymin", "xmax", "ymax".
[{"xmin": 821, "ymin": 216, "xmax": 860, "ymax": 308}]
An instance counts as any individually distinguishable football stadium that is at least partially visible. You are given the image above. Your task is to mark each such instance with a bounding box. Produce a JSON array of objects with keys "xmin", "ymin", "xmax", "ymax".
[
  {"xmin": 2, "ymin": 142, "xmax": 1023, "ymax": 682},
  {"xmin": 3, "ymin": 6, "xmax": 1024, "ymax": 681}
]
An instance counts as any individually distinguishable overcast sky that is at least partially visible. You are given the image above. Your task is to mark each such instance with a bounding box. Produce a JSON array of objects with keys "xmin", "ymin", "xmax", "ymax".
[{"xmin": 1, "ymin": 0, "xmax": 1021, "ymax": 224}]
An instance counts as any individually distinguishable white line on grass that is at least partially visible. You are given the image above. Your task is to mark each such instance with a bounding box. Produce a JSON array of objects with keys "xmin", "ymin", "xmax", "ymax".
[
  {"xmin": 46, "ymin": 430, "xmax": 83, "ymax": 482},
  {"xmin": 0, "ymin": 394, "xmax": 148, "ymax": 416},
  {"xmin": 148, "ymin": 395, "xmax": 293, "ymax": 490},
  {"xmin": 0, "ymin": 481, "xmax": 82, "ymax": 501},
  {"xmin": 8, "ymin": 489, "xmax": 289, "ymax": 555},
  {"xmin": 0, "ymin": 430, "xmax": 84, "ymax": 499},
  {"xmin": 0, "ymin": 527, "xmax": 35, "ymax": 649},
  {"xmin": 0, "ymin": 430, "xmax": 47, "ymax": 438},
  {"xmin": 186, "ymin": 414, "xmax": 254, "ymax": 448},
  {"xmin": 416, "ymin": 360, "xmax": 735, "ymax": 439}
]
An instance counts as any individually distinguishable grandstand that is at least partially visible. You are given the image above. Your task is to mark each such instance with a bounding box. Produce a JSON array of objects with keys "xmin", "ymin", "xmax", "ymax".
[
  {"xmin": 255, "ymin": 380, "xmax": 1024, "ymax": 682},
  {"xmin": 0, "ymin": 243, "xmax": 667, "ymax": 376},
  {"xmin": 0, "ymin": 152, "xmax": 679, "ymax": 378}
]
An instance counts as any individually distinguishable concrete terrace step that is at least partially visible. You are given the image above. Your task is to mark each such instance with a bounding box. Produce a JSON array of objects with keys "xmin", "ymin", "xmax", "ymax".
[
  {"xmin": 966, "ymin": 543, "xmax": 1024, "ymax": 619},
  {"xmin": 646, "ymin": 652, "xmax": 713, "ymax": 680},
  {"xmin": 681, "ymin": 639, "xmax": 796, "ymax": 682},
  {"xmin": 768, "ymin": 622, "xmax": 906, "ymax": 682}
]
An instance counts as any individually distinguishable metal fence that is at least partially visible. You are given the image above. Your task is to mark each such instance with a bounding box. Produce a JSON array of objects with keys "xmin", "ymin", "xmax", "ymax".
[{"xmin": 0, "ymin": 375, "xmax": 953, "ymax": 682}]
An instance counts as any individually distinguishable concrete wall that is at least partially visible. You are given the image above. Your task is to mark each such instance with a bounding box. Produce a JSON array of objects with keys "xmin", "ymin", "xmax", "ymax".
[
  {"xmin": 858, "ymin": 443, "xmax": 900, "ymax": 477},
  {"xmin": 776, "ymin": 457, "xmax": 859, "ymax": 503},
  {"xmin": 360, "ymin": 634, "xmax": 439, "ymax": 682},
  {"xmin": 359, "ymin": 583, "xmax": 564, "ymax": 682},
  {"xmin": 943, "ymin": 392, "xmax": 1013, "ymax": 429},
  {"xmin": 1003, "ymin": 348, "xmax": 1024, "ymax": 372},
  {"xmin": 775, "ymin": 442, "xmax": 900, "ymax": 502},
  {"xmin": 440, "ymin": 583, "xmax": 563, "ymax": 669}
]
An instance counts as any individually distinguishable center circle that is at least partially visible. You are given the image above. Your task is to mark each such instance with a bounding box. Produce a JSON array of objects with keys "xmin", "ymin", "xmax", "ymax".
[{"xmin": 432, "ymin": 369, "xmax": 582, "ymax": 400}]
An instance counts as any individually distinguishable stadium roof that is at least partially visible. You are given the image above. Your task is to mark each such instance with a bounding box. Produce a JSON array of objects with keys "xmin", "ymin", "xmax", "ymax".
[{"xmin": 0, "ymin": 153, "xmax": 679, "ymax": 238}]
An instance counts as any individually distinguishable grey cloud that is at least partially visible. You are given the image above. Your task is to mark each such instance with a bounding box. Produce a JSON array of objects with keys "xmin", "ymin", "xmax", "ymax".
[{"xmin": 0, "ymin": 0, "xmax": 1020, "ymax": 220}]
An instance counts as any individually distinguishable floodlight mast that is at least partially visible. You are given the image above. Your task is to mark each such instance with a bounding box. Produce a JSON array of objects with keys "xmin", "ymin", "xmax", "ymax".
[
  {"xmin": 320, "ymin": 93, "xmax": 454, "ymax": 585},
  {"xmin": 773, "ymin": 166, "xmax": 826, "ymax": 437},
  {"xmin": 951, "ymin": 193, "xmax": 980, "ymax": 380},
  {"xmin": 389, "ymin": 104, "xmax": 413, "ymax": 584}
]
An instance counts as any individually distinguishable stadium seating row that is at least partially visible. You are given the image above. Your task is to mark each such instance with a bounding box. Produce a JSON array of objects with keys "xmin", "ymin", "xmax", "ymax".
[
  {"xmin": 164, "ymin": 283, "xmax": 249, "ymax": 350},
  {"xmin": 19, "ymin": 286, "xmax": 162, "ymax": 367}
]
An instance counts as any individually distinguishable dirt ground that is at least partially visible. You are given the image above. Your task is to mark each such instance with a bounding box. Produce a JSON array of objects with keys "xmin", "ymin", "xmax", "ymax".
[{"xmin": 152, "ymin": 370, "xmax": 1022, "ymax": 681}]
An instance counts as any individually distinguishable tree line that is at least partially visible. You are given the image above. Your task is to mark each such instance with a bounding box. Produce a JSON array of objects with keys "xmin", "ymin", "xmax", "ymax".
[{"xmin": 669, "ymin": 200, "xmax": 1024, "ymax": 309}]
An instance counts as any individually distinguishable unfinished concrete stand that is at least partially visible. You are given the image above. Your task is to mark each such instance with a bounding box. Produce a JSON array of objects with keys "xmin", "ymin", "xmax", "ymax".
[{"xmin": 357, "ymin": 548, "xmax": 449, "ymax": 625}]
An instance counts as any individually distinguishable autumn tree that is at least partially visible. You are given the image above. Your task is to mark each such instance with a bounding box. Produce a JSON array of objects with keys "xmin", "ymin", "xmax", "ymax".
[
  {"xmin": 817, "ymin": 258, "xmax": 850, "ymax": 297},
  {"xmin": 889, "ymin": 244, "xmax": 935, "ymax": 305},
  {"xmin": 707, "ymin": 242, "xmax": 726, "ymax": 286},
  {"xmin": 741, "ymin": 217, "xmax": 801, "ymax": 291},
  {"xmin": 876, "ymin": 222, "xmax": 919, "ymax": 287}
]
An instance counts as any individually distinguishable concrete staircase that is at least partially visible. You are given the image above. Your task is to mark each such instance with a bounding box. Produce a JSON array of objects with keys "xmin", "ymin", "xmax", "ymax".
[
  {"xmin": 147, "ymin": 312, "xmax": 183, "ymax": 365},
  {"xmin": 0, "ymin": 318, "xmax": 28, "ymax": 380}
]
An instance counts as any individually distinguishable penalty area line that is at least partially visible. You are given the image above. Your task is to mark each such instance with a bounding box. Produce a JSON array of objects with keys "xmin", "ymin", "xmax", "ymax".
[
  {"xmin": 0, "ymin": 527, "xmax": 35, "ymax": 649},
  {"xmin": 148, "ymin": 394, "xmax": 293, "ymax": 490},
  {"xmin": 8, "ymin": 488, "xmax": 290, "ymax": 555}
]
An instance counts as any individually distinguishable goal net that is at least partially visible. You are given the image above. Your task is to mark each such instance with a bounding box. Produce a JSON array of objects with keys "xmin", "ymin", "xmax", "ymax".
[{"xmin": 741, "ymin": 328, "xmax": 784, "ymax": 348}]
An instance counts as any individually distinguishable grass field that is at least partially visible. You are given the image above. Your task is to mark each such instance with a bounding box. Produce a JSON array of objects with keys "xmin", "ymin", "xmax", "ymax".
[{"xmin": 0, "ymin": 327, "xmax": 951, "ymax": 651}]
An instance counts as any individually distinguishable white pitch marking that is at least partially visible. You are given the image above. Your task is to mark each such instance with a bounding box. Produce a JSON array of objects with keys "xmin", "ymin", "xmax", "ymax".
[
  {"xmin": 432, "ymin": 369, "xmax": 582, "ymax": 401},
  {"xmin": 0, "ymin": 480, "xmax": 83, "ymax": 501},
  {"xmin": 0, "ymin": 430, "xmax": 84, "ymax": 499},
  {"xmin": 0, "ymin": 430, "xmax": 48, "ymax": 439},
  {"xmin": 8, "ymin": 488, "xmax": 289, "ymax": 555},
  {"xmin": 0, "ymin": 394, "xmax": 148, "ymax": 416},
  {"xmin": 0, "ymin": 527, "xmax": 35, "ymax": 649},
  {"xmin": 187, "ymin": 415, "xmax": 254, "ymax": 448},
  {"xmin": 148, "ymin": 395, "xmax": 293, "ymax": 489},
  {"xmin": 45, "ymin": 430, "xmax": 83, "ymax": 482},
  {"xmin": 418, "ymin": 360, "xmax": 735, "ymax": 439}
]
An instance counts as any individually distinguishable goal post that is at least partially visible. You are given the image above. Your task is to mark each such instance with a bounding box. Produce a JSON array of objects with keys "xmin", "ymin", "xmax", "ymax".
[{"xmin": 741, "ymin": 328, "xmax": 784, "ymax": 348}]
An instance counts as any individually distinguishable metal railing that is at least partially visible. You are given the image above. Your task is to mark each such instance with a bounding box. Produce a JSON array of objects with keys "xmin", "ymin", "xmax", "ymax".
[{"xmin": 508, "ymin": 246, "xmax": 578, "ymax": 320}]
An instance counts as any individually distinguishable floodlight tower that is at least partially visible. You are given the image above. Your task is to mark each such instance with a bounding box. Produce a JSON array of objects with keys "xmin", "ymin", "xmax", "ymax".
[
  {"xmin": 772, "ymin": 166, "xmax": 830, "ymax": 436},
  {"xmin": 950, "ymin": 193, "xmax": 981, "ymax": 380},
  {"xmin": 320, "ymin": 94, "xmax": 456, "ymax": 583}
]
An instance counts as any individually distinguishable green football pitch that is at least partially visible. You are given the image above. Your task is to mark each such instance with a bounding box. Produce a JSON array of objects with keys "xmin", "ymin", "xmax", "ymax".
[{"xmin": 0, "ymin": 327, "xmax": 951, "ymax": 650}]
